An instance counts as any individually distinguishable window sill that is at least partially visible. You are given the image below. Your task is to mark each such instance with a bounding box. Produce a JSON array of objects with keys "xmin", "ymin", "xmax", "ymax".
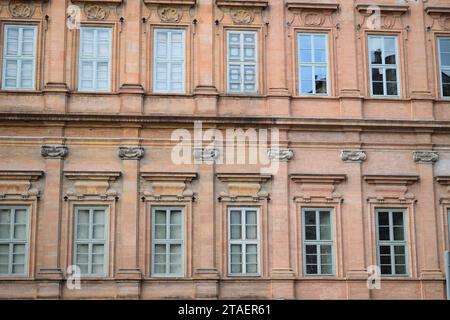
[{"xmin": 0, "ymin": 89, "xmax": 41, "ymax": 94}]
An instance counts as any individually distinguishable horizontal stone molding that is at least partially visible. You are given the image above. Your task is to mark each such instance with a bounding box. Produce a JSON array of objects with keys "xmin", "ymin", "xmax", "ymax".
[
  {"xmin": 355, "ymin": 4, "xmax": 409, "ymax": 15},
  {"xmin": 425, "ymin": 6, "xmax": 450, "ymax": 15},
  {"xmin": 41, "ymin": 145, "xmax": 68, "ymax": 159},
  {"xmin": 143, "ymin": 0, "xmax": 196, "ymax": 6},
  {"xmin": 286, "ymin": 1, "xmax": 339, "ymax": 12},
  {"xmin": 216, "ymin": 0, "xmax": 268, "ymax": 9},
  {"xmin": 290, "ymin": 173, "xmax": 346, "ymax": 202},
  {"xmin": 436, "ymin": 176, "xmax": 450, "ymax": 186},
  {"xmin": 363, "ymin": 175, "xmax": 419, "ymax": 185},
  {"xmin": 290, "ymin": 174, "xmax": 346, "ymax": 185}
]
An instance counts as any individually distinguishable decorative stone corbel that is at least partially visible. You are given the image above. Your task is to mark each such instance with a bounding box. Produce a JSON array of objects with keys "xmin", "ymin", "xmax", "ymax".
[
  {"xmin": 41, "ymin": 145, "xmax": 68, "ymax": 159},
  {"xmin": 215, "ymin": 0, "xmax": 268, "ymax": 26},
  {"xmin": 413, "ymin": 151, "xmax": 439, "ymax": 164},
  {"xmin": 267, "ymin": 148, "xmax": 294, "ymax": 162},
  {"xmin": 118, "ymin": 146, "xmax": 145, "ymax": 160},
  {"xmin": 193, "ymin": 147, "xmax": 219, "ymax": 162},
  {"xmin": 340, "ymin": 150, "xmax": 367, "ymax": 162}
]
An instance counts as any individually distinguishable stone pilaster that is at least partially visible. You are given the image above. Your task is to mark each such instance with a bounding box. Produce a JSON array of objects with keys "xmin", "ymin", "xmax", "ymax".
[
  {"xmin": 269, "ymin": 131, "xmax": 295, "ymax": 299},
  {"xmin": 43, "ymin": 0, "xmax": 68, "ymax": 112},
  {"xmin": 36, "ymin": 143, "xmax": 68, "ymax": 298},
  {"xmin": 193, "ymin": 146, "xmax": 219, "ymax": 299},
  {"xmin": 340, "ymin": 148, "xmax": 370, "ymax": 299},
  {"xmin": 116, "ymin": 143, "xmax": 144, "ymax": 299}
]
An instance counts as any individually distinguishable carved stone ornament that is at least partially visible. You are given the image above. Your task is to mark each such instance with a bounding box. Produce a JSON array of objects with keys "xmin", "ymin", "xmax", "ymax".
[
  {"xmin": 193, "ymin": 148, "xmax": 219, "ymax": 161},
  {"xmin": 64, "ymin": 171, "xmax": 120, "ymax": 199},
  {"xmin": 413, "ymin": 151, "xmax": 439, "ymax": 164},
  {"xmin": 267, "ymin": 149, "xmax": 294, "ymax": 162},
  {"xmin": 303, "ymin": 12, "xmax": 325, "ymax": 26},
  {"xmin": 290, "ymin": 174, "xmax": 346, "ymax": 202},
  {"xmin": 41, "ymin": 145, "xmax": 68, "ymax": 159},
  {"xmin": 118, "ymin": 147, "xmax": 145, "ymax": 160},
  {"xmin": 141, "ymin": 172, "xmax": 197, "ymax": 201},
  {"xmin": 157, "ymin": 6, "xmax": 182, "ymax": 23},
  {"xmin": 9, "ymin": 2, "xmax": 35, "ymax": 18},
  {"xmin": 230, "ymin": 8, "xmax": 255, "ymax": 25},
  {"xmin": 340, "ymin": 150, "xmax": 367, "ymax": 162},
  {"xmin": 425, "ymin": 6, "xmax": 450, "ymax": 31},
  {"xmin": 0, "ymin": 171, "xmax": 43, "ymax": 199},
  {"xmin": 216, "ymin": 173, "xmax": 271, "ymax": 201},
  {"xmin": 85, "ymin": 4, "xmax": 109, "ymax": 20}
]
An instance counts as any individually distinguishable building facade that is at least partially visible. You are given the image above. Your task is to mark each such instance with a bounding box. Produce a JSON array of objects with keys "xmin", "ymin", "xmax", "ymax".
[{"xmin": 0, "ymin": 0, "xmax": 450, "ymax": 299}]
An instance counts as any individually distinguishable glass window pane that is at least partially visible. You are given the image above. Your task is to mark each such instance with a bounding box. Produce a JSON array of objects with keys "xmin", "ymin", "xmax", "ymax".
[
  {"xmin": 77, "ymin": 224, "xmax": 89, "ymax": 239},
  {"xmin": 378, "ymin": 226, "xmax": 390, "ymax": 241},
  {"xmin": 12, "ymin": 264, "xmax": 24, "ymax": 274},
  {"xmin": 170, "ymin": 211, "xmax": 182, "ymax": 225},
  {"xmin": 386, "ymin": 69, "xmax": 397, "ymax": 82},
  {"xmin": 395, "ymin": 265, "xmax": 406, "ymax": 275},
  {"xmin": 300, "ymin": 49, "xmax": 312, "ymax": 63},
  {"xmin": 372, "ymin": 68, "xmax": 383, "ymax": 82},
  {"xmin": 305, "ymin": 226, "xmax": 317, "ymax": 240},
  {"xmin": 170, "ymin": 225, "xmax": 182, "ymax": 240},
  {"xmin": 0, "ymin": 225, "xmax": 10, "ymax": 239},
  {"xmin": 440, "ymin": 39, "xmax": 450, "ymax": 53},
  {"xmin": 230, "ymin": 211, "xmax": 241, "ymax": 225},
  {"xmin": 231, "ymin": 264, "xmax": 242, "ymax": 273},
  {"xmin": 246, "ymin": 211, "xmax": 257, "ymax": 225},
  {"xmin": 77, "ymin": 210, "xmax": 90, "ymax": 224},
  {"xmin": 13, "ymin": 225, "xmax": 26, "ymax": 240},
  {"xmin": 387, "ymin": 82, "xmax": 398, "ymax": 96},
  {"xmin": 380, "ymin": 265, "xmax": 392, "ymax": 275},
  {"xmin": 0, "ymin": 210, "xmax": 11, "ymax": 224},
  {"xmin": 372, "ymin": 81, "xmax": 384, "ymax": 95},
  {"xmin": 155, "ymin": 211, "xmax": 166, "ymax": 224},
  {"xmin": 443, "ymin": 83, "xmax": 450, "ymax": 97},
  {"xmin": 320, "ymin": 225, "xmax": 331, "ymax": 240},
  {"xmin": 304, "ymin": 211, "xmax": 316, "ymax": 225},
  {"xmin": 370, "ymin": 50, "xmax": 382, "ymax": 64},
  {"xmin": 246, "ymin": 263, "xmax": 257, "ymax": 273},
  {"xmin": 14, "ymin": 210, "xmax": 27, "ymax": 224},
  {"xmin": 230, "ymin": 225, "xmax": 241, "ymax": 239},
  {"xmin": 385, "ymin": 52, "xmax": 396, "ymax": 65},
  {"xmin": 246, "ymin": 226, "xmax": 257, "ymax": 239},
  {"xmin": 300, "ymin": 66, "xmax": 312, "ymax": 81},
  {"xmin": 441, "ymin": 52, "xmax": 450, "ymax": 67},
  {"xmin": 314, "ymin": 49, "xmax": 326, "ymax": 63},
  {"xmin": 319, "ymin": 211, "xmax": 330, "ymax": 226},
  {"xmin": 154, "ymin": 264, "xmax": 166, "ymax": 274},
  {"xmin": 392, "ymin": 212, "xmax": 403, "ymax": 226},
  {"xmin": 306, "ymin": 265, "xmax": 317, "ymax": 274},
  {"xmin": 155, "ymin": 225, "xmax": 166, "ymax": 239}
]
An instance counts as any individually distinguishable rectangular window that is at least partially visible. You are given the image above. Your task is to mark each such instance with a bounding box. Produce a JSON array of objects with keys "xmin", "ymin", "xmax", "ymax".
[
  {"xmin": 228, "ymin": 208, "xmax": 259, "ymax": 275},
  {"xmin": 74, "ymin": 207, "xmax": 107, "ymax": 276},
  {"xmin": 302, "ymin": 208, "xmax": 334, "ymax": 276},
  {"xmin": 153, "ymin": 29, "xmax": 186, "ymax": 93},
  {"xmin": 0, "ymin": 206, "xmax": 29, "ymax": 276},
  {"xmin": 152, "ymin": 208, "xmax": 184, "ymax": 277},
  {"xmin": 376, "ymin": 209, "xmax": 408, "ymax": 276},
  {"xmin": 2, "ymin": 25, "xmax": 37, "ymax": 90},
  {"xmin": 78, "ymin": 27, "xmax": 112, "ymax": 92},
  {"xmin": 227, "ymin": 30, "xmax": 258, "ymax": 94},
  {"xmin": 368, "ymin": 35, "xmax": 400, "ymax": 97},
  {"xmin": 298, "ymin": 33, "xmax": 329, "ymax": 95},
  {"xmin": 438, "ymin": 37, "xmax": 450, "ymax": 98}
]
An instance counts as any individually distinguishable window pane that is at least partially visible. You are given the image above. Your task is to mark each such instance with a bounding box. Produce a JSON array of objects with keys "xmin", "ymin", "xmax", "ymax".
[
  {"xmin": 154, "ymin": 264, "xmax": 166, "ymax": 274},
  {"xmin": 304, "ymin": 211, "xmax": 316, "ymax": 225},
  {"xmin": 170, "ymin": 211, "xmax": 182, "ymax": 225},
  {"xmin": 386, "ymin": 69, "xmax": 397, "ymax": 82},
  {"xmin": 246, "ymin": 211, "xmax": 257, "ymax": 225},
  {"xmin": 371, "ymin": 50, "xmax": 382, "ymax": 64},
  {"xmin": 372, "ymin": 68, "xmax": 383, "ymax": 82},
  {"xmin": 387, "ymin": 82, "xmax": 398, "ymax": 95},
  {"xmin": 299, "ymin": 34, "xmax": 311, "ymax": 49},
  {"xmin": 14, "ymin": 210, "xmax": 27, "ymax": 224},
  {"xmin": 300, "ymin": 49, "xmax": 312, "ymax": 63},
  {"xmin": 306, "ymin": 264, "xmax": 318, "ymax": 274},
  {"xmin": 155, "ymin": 211, "xmax": 166, "ymax": 224},
  {"xmin": 378, "ymin": 226, "xmax": 390, "ymax": 241},
  {"xmin": 314, "ymin": 49, "xmax": 326, "ymax": 63},
  {"xmin": 230, "ymin": 225, "xmax": 241, "ymax": 239},
  {"xmin": 440, "ymin": 39, "xmax": 450, "ymax": 53},
  {"xmin": 381, "ymin": 265, "xmax": 392, "ymax": 275},
  {"xmin": 230, "ymin": 210, "xmax": 241, "ymax": 225},
  {"xmin": 6, "ymin": 28, "xmax": 19, "ymax": 55},
  {"xmin": 395, "ymin": 265, "xmax": 406, "ymax": 275},
  {"xmin": 305, "ymin": 226, "xmax": 316, "ymax": 240},
  {"xmin": 441, "ymin": 52, "xmax": 450, "ymax": 67},
  {"xmin": 154, "ymin": 225, "xmax": 166, "ymax": 239},
  {"xmin": 385, "ymin": 51, "xmax": 396, "ymax": 65},
  {"xmin": 93, "ymin": 225, "xmax": 105, "ymax": 239},
  {"xmin": 246, "ymin": 226, "xmax": 257, "ymax": 239},
  {"xmin": 372, "ymin": 81, "xmax": 384, "ymax": 95},
  {"xmin": 170, "ymin": 225, "xmax": 182, "ymax": 240},
  {"xmin": 13, "ymin": 224, "xmax": 26, "ymax": 240}
]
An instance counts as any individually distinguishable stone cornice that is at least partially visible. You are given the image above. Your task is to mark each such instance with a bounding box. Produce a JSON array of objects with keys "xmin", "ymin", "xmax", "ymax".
[
  {"xmin": 0, "ymin": 170, "xmax": 44, "ymax": 181},
  {"xmin": 363, "ymin": 175, "xmax": 419, "ymax": 185},
  {"xmin": 425, "ymin": 6, "xmax": 450, "ymax": 15},
  {"xmin": 286, "ymin": 1, "xmax": 339, "ymax": 12},
  {"xmin": 143, "ymin": 0, "xmax": 196, "ymax": 6},
  {"xmin": 216, "ymin": 173, "xmax": 271, "ymax": 184},
  {"xmin": 141, "ymin": 172, "xmax": 197, "ymax": 183},
  {"xmin": 290, "ymin": 174, "xmax": 346, "ymax": 185},
  {"xmin": 64, "ymin": 171, "xmax": 121, "ymax": 181},
  {"xmin": 436, "ymin": 176, "xmax": 450, "ymax": 186},
  {"xmin": 71, "ymin": 0, "xmax": 123, "ymax": 4},
  {"xmin": 216, "ymin": 0, "xmax": 268, "ymax": 9},
  {"xmin": 356, "ymin": 4, "xmax": 409, "ymax": 15},
  {"xmin": 1, "ymin": 113, "xmax": 450, "ymax": 131}
]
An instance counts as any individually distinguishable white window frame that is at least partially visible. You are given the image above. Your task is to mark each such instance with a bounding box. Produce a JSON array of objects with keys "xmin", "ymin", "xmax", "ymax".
[
  {"xmin": 152, "ymin": 28, "xmax": 186, "ymax": 94},
  {"xmin": 227, "ymin": 207, "xmax": 260, "ymax": 276},
  {"xmin": 297, "ymin": 32, "xmax": 330, "ymax": 96},
  {"xmin": 375, "ymin": 208, "xmax": 409, "ymax": 277},
  {"xmin": 73, "ymin": 206, "xmax": 108, "ymax": 277},
  {"xmin": 0, "ymin": 206, "xmax": 29, "ymax": 277},
  {"xmin": 226, "ymin": 30, "xmax": 258, "ymax": 94},
  {"xmin": 1, "ymin": 24, "xmax": 37, "ymax": 90},
  {"xmin": 438, "ymin": 37, "xmax": 450, "ymax": 99},
  {"xmin": 301, "ymin": 208, "xmax": 335, "ymax": 276},
  {"xmin": 151, "ymin": 207, "xmax": 185, "ymax": 277},
  {"xmin": 368, "ymin": 35, "xmax": 400, "ymax": 98},
  {"xmin": 78, "ymin": 27, "xmax": 112, "ymax": 92}
]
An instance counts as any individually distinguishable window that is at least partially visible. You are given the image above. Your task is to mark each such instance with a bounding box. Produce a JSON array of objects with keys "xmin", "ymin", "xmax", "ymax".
[
  {"xmin": 153, "ymin": 29, "xmax": 186, "ymax": 94},
  {"xmin": 2, "ymin": 25, "xmax": 37, "ymax": 90},
  {"xmin": 227, "ymin": 30, "xmax": 258, "ymax": 94},
  {"xmin": 78, "ymin": 27, "xmax": 112, "ymax": 92},
  {"xmin": 152, "ymin": 208, "xmax": 184, "ymax": 277},
  {"xmin": 376, "ymin": 209, "xmax": 408, "ymax": 276},
  {"xmin": 368, "ymin": 35, "xmax": 400, "ymax": 97},
  {"xmin": 298, "ymin": 33, "xmax": 329, "ymax": 95},
  {"xmin": 0, "ymin": 206, "xmax": 29, "ymax": 276},
  {"xmin": 228, "ymin": 208, "xmax": 259, "ymax": 275},
  {"xmin": 438, "ymin": 37, "xmax": 450, "ymax": 98},
  {"xmin": 302, "ymin": 208, "xmax": 334, "ymax": 276},
  {"xmin": 74, "ymin": 207, "xmax": 108, "ymax": 276}
]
